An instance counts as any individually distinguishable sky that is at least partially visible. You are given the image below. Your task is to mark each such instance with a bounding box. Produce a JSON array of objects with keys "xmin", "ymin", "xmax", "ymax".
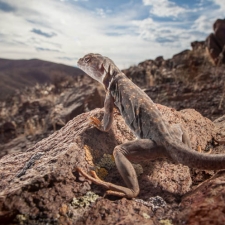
[{"xmin": 0, "ymin": 0, "xmax": 224, "ymax": 69}]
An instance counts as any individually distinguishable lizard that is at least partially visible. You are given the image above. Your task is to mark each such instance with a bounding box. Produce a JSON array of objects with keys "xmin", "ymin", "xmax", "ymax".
[{"xmin": 76, "ymin": 53, "xmax": 225, "ymax": 198}]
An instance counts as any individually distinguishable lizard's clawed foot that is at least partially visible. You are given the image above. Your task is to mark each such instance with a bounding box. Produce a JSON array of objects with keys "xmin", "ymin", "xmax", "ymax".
[
  {"xmin": 76, "ymin": 167, "xmax": 127, "ymax": 197},
  {"xmin": 197, "ymin": 146, "xmax": 212, "ymax": 154},
  {"xmin": 89, "ymin": 117, "xmax": 104, "ymax": 131}
]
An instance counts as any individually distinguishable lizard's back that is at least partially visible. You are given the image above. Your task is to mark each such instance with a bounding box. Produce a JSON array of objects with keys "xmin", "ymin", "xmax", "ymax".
[{"xmin": 110, "ymin": 73, "xmax": 171, "ymax": 143}]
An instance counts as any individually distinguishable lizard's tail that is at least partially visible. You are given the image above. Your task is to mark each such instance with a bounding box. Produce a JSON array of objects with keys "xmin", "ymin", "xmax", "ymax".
[{"xmin": 166, "ymin": 140, "xmax": 225, "ymax": 170}]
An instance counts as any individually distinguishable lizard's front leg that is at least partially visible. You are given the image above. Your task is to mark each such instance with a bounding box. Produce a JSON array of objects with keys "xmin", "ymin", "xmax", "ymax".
[
  {"xmin": 90, "ymin": 91, "xmax": 114, "ymax": 132},
  {"xmin": 77, "ymin": 139, "xmax": 167, "ymax": 198}
]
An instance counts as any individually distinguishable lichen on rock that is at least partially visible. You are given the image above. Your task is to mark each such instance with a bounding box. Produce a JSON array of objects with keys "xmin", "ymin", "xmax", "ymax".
[{"xmin": 71, "ymin": 191, "xmax": 100, "ymax": 209}]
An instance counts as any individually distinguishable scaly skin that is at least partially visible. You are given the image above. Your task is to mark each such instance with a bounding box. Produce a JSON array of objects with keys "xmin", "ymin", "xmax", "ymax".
[{"xmin": 77, "ymin": 53, "xmax": 225, "ymax": 198}]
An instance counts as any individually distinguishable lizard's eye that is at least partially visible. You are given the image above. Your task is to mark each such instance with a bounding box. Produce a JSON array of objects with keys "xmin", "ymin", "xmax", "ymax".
[{"xmin": 84, "ymin": 56, "xmax": 91, "ymax": 63}]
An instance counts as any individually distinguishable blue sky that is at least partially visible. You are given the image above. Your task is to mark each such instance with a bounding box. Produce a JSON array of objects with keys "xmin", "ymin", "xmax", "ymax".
[{"xmin": 0, "ymin": 0, "xmax": 224, "ymax": 68}]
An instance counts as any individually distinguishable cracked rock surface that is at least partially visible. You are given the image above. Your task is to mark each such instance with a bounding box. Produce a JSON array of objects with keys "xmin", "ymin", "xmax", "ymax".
[{"xmin": 0, "ymin": 105, "xmax": 224, "ymax": 224}]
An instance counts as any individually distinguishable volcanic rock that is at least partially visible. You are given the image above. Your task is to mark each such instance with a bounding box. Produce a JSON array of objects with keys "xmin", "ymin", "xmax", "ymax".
[
  {"xmin": 206, "ymin": 19, "xmax": 225, "ymax": 65},
  {"xmin": 0, "ymin": 105, "xmax": 223, "ymax": 224}
]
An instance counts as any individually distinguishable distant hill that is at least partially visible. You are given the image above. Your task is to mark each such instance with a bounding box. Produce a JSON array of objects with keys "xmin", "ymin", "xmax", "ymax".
[{"xmin": 0, "ymin": 58, "xmax": 85, "ymax": 100}]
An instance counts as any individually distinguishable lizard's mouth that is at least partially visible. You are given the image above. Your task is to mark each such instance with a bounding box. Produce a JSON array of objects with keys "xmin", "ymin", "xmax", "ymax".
[{"xmin": 77, "ymin": 58, "xmax": 83, "ymax": 68}]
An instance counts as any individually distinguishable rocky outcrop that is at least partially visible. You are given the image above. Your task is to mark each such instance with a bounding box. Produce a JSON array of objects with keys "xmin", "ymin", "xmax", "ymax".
[
  {"xmin": 123, "ymin": 38, "xmax": 212, "ymax": 90},
  {"xmin": 145, "ymin": 65, "xmax": 225, "ymax": 121},
  {"xmin": 0, "ymin": 104, "xmax": 223, "ymax": 224},
  {"xmin": 206, "ymin": 19, "xmax": 225, "ymax": 65},
  {"xmin": 59, "ymin": 85, "xmax": 103, "ymax": 123},
  {"xmin": 0, "ymin": 79, "xmax": 104, "ymax": 158}
]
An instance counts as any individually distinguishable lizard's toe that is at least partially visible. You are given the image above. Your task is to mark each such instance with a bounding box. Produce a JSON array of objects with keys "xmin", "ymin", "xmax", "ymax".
[
  {"xmin": 89, "ymin": 116, "xmax": 102, "ymax": 129},
  {"xmin": 105, "ymin": 190, "xmax": 126, "ymax": 197},
  {"xmin": 197, "ymin": 146, "xmax": 202, "ymax": 153},
  {"xmin": 89, "ymin": 116, "xmax": 101, "ymax": 126}
]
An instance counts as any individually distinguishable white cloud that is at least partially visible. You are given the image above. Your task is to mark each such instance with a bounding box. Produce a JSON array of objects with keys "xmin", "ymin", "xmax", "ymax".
[
  {"xmin": 190, "ymin": 1, "xmax": 224, "ymax": 37},
  {"xmin": 143, "ymin": 0, "xmax": 187, "ymax": 17},
  {"xmin": 95, "ymin": 8, "xmax": 106, "ymax": 18},
  {"xmin": 132, "ymin": 18, "xmax": 195, "ymax": 51},
  {"xmin": 191, "ymin": 15, "xmax": 214, "ymax": 34},
  {"xmin": 0, "ymin": 0, "xmax": 224, "ymax": 69},
  {"xmin": 213, "ymin": 0, "xmax": 225, "ymax": 11},
  {"xmin": 0, "ymin": 0, "xmax": 162, "ymax": 68}
]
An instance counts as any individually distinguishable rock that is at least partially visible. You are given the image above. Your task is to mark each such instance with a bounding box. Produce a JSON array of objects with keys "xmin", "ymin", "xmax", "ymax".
[
  {"xmin": 0, "ymin": 134, "xmax": 49, "ymax": 158},
  {"xmin": 175, "ymin": 170, "xmax": 225, "ymax": 225},
  {"xmin": 191, "ymin": 41, "xmax": 205, "ymax": 51},
  {"xmin": 214, "ymin": 114, "xmax": 225, "ymax": 138},
  {"xmin": 206, "ymin": 33, "xmax": 222, "ymax": 65},
  {"xmin": 0, "ymin": 105, "xmax": 219, "ymax": 224},
  {"xmin": 0, "ymin": 96, "xmax": 54, "ymax": 145},
  {"xmin": 76, "ymin": 198, "xmax": 159, "ymax": 225},
  {"xmin": 171, "ymin": 50, "xmax": 191, "ymax": 69},
  {"xmin": 0, "ymin": 80, "xmax": 104, "ymax": 158},
  {"xmin": 123, "ymin": 39, "xmax": 212, "ymax": 92},
  {"xmin": 213, "ymin": 19, "xmax": 225, "ymax": 52},
  {"xmin": 123, "ymin": 66, "xmax": 148, "ymax": 88},
  {"xmin": 0, "ymin": 121, "xmax": 17, "ymax": 143},
  {"xmin": 155, "ymin": 56, "xmax": 164, "ymax": 67},
  {"xmin": 59, "ymin": 84, "xmax": 103, "ymax": 123},
  {"xmin": 206, "ymin": 19, "xmax": 225, "ymax": 65}
]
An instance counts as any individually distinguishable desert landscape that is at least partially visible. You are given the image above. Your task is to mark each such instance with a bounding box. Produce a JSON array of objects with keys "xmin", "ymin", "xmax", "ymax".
[{"xmin": 0, "ymin": 18, "xmax": 225, "ymax": 225}]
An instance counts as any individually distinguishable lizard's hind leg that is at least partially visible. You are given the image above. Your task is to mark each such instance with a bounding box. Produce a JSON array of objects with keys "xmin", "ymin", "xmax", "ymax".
[{"xmin": 77, "ymin": 139, "xmax": 167, "ymax": 198}]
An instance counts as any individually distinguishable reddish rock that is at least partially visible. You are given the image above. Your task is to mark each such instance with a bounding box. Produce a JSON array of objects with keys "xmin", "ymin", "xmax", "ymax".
[
  {"xmin": 60, "ymin": 85, "xmax": 103, "ymax": 122},
  {"xmin": 206, "ymin": 33, "xmax": 222, "ymax": 65},
  {"xmin": 0, "ymin": 80, "xmax": 104, "ymax": 157},
  {"xmin": 76, "ymin": 198, "xmax": 159, "ymax": 225},
  {"xmin": 171, "ymin": 50, "xmax": 191, "ymax": 69},
  {"xmin": 176, "ymin": 170, "xmax": 225, "ymax": 225},
  {"xmin": 191, "ymin": 41, "xmax": 205, "ymax": 51},
  {"xmin": 206, "ymin": 19, "xmax": 225, "ymax": 65},
  {"xmin": 214, "ymin": 114, "xmax": 225, "ymax": 139},
  {"xmin": 214, "ymin": 19, "xmax": 225, "ymax": 52},
  {"xmin": 0, "ymin": 105, "xmax": 221, "ymax": 224}
]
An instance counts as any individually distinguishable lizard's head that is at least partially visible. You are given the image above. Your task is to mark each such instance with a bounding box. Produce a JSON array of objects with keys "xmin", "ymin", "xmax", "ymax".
[{"xmin": 77, "ymin": 53, "xmax": 120, "ymax": 88}]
